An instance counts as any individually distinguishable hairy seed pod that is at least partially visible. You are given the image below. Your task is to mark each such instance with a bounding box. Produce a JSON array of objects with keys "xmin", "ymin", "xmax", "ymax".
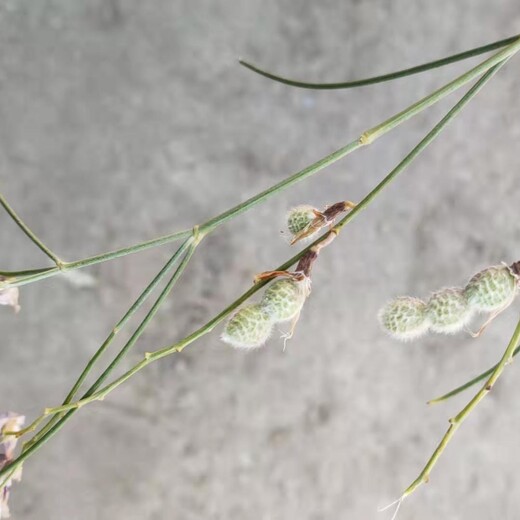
[
  {"xmin": 286, "ymin": 205, "xmax": 317, "ymax": 237},
  {"xmin": 464, "ymin": 265, "xmax": 519, "ymax": 312},
  {"xmin": 260, "ymin": 278, "xmax": 308, "ymax": 322},
  {"xmin": 221, "ymin": 304, "xmax": 273, "ymax": 349},
  {"xmin": 426, "ymin": 287, "xmax": 472, "ymax": 334},
  {"xmin": 378, "ymin": 296, "xmax": 430, "ymax": 341}
]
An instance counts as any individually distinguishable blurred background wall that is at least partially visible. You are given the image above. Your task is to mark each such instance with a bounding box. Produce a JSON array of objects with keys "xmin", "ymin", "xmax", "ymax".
[{"xmin": 0, "ymin": 1, "xmax": 519, "ymax": 518}]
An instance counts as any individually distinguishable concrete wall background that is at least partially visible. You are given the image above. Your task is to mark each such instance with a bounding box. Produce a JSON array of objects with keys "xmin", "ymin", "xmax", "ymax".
[{"xmin": 0, "ymin": 1, "xmax": 519, "ymax": 518}]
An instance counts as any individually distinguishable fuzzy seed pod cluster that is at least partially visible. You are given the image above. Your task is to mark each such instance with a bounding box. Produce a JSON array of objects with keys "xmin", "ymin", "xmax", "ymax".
[
  {"xmin": 221, "ymin": 277, "xmax": 310, "ymax": 349},
  {"xmin": 223, "ymin": 200, "xmax": 347, "ymax": 349},
  {"xmin": 379, "ymin": 264, "xmax": 520, "ymax": 341}
]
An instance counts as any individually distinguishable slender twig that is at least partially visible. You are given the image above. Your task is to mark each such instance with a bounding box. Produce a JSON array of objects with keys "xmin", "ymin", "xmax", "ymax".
[
  {"xmin": 25, "ymin": 230, "xmax": 200, "ymax": 447},
  {"xmin": 0, "ymin": 228, "xmax": 193, "ymax": 288},
  {"xmin": 13, "ymin": 237, "xmax": 194, "ymax": 440},
  {"xmin": 334, "ymin": 62, "xmax": 509, "ymax": 231},
  {"xmin": 3, "ymin": 36, "xmax": 520, "ymax": 290},
  {"xmin": 1, "ymin": 59, "xmax": 504, "ymax": 482},
  {"xmin": 0, "ymin": 267, "xmax": 55, "ymax": 277},
  {"xmin": 0, "ymin": 192, "xmax": 63, "ymax": 266},
  {"xmin": 428, "ymin": 344, "xmax": 520, "ymax": 404},
  {"xmin": 401, "ymin": 317, "xmax": 520, "ymax": 500},
  {"xmin": 63, "ymin": 238, "xmax": 195, "ymax": 403},
  {"xmin": 0, "ymin": 233, "xmax": 201, "ymax": 494},
  {"xmin": 358, "ymin": 37, "xmax": 520, "ymax": 144},
  {"xmin": 239, "ymin": 34, "xmax": 519, "ymax": 89}
]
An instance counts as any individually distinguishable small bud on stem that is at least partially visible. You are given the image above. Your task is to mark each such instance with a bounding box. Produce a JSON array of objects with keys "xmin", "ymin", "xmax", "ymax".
[{"xmin": 287, "ymin": 201, "xmax": 355, "ymax": 244}]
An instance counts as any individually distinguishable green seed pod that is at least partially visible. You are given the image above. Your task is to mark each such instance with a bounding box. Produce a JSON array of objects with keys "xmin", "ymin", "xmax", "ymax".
[
  {"xmin": 260, "ymin": 278, "xmax": 308, "ymax": 322},
  {"xmin": 221, "ymin": 304, "xmax": 273, "ymax": 349},
  {"xmin": 426, "ymin": 287, "xmax": 472, "ymax": 334},
  {"xmin": 378, "ymin": 296, "xmax": 430, "ymax": 341},
  {"xmin": 464, "ymin": 265, "xmax": 519, "ymax": 312},
  {"xmin": 286, "ymin": 205, "xmax": 317, "ymax": 237}
]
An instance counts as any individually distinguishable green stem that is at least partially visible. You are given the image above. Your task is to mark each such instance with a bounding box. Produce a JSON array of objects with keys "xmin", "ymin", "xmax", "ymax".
[
  {"xmin": 334, "ymin": 63, "xmax": 508, "ymax": 231},
  {"xmin": 402, "ymin": 317, "xmax": 520, "ymax": 499},
  {"xmin": 24, "ymin": 233, "xmax": 200, "ymax": 449},
  {"xmin": 2, "ymin": 57, "xmax": 504, "ymax": 481},
  {"xmin": 18, "ymin": 237, "xmax": 194, "ymax": 442},
  {"xmin": 428, "ymin": 344, "xmax": 520, "ymax": 404},
  {"xmin": 0, "ymin": 192, "xmax": 63, "ymax": 266},
  {"xmin": 64, "ymin": 238, "xmax": 194, "ymax": 403},
  {"xmin": 1, "ymin": 228, "xmax": 194, "ymax": 288},
  {"xmin": 239, "ymin": 34, "xmax": 519, "ymax": 89},
  {"xmin": 0, "ymin": 267, "xmax": 55, "ymax": 277},
  {"xmin": 359, "ymin": 37, "xmax": 520, "ymax": 143},
  {"xmin": 5, "ymin": 36, "xmax": 520, "ymax": 290}
]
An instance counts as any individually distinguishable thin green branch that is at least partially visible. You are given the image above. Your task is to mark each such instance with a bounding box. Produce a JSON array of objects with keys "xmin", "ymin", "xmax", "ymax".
[
  {"xmin": 359, "ymin": 37, "xmax": 520, "ymax": 143},
  {"xmin": 16, "ymin": 237, "xmax": 194, "ymax": 441},
  {"xmin": 402, "ymin": 317, "xmax": 520, "ymax": 500},
  {"xmin": 21, "ymin": 231, "xmax": 201, "ymax": 449},
  {"xmin": 239, "ymin": 34, "xmax": 519, "ymax": 89},
  {"xmin": 0, "ymin": 249, "xmax": 198, "ymax": 492},
  {"xmin": 3, "ymin": 36, "xmax": 519, "ymax": 290},
  {"xmin": 0, "ymin": 227, "xmax": 194, "ymax": 288},
  {"xmin": 0, "ymin": 192, "xmax": 63, "ymax": 266},
  {"xmin": 334, "ymin": 62, "xmax": 509, "ymax": 231},
  {"xmin": 63, "ymin": 238, "xmax": 194, "ymax": 403},
  {"xmin": 1, "ymin": 59, "xmax": 504, "ymax": 481},
  {"xmin": 428, "ymin": 344, "xmax": 520, "ymax": 404},
  {"xmin": 0, "ymin": 267, "xmax": 55, "ymax": 277}
]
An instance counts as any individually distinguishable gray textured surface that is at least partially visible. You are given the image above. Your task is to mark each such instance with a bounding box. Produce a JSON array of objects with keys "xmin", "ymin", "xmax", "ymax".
[{"xmin": 0, "ymin": 1, "xmax": 520, "ymax": 519}]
